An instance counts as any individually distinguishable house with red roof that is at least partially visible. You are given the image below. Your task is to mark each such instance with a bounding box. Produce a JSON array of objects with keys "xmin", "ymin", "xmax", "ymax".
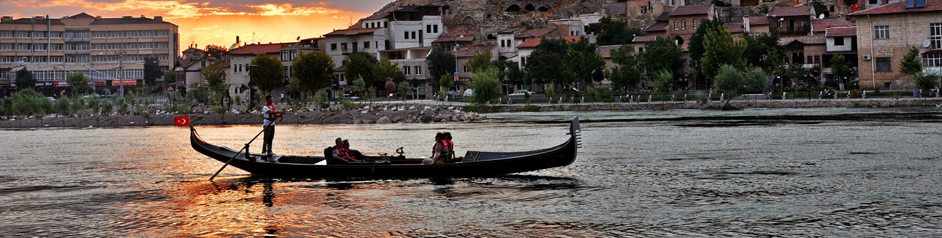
[
  {"xmin": 225, "ymin": 42, "xmax": 289, "ymax": 96},
  {"xmin": 768, "ymin": 5, "xmax": 815, "ymax": 37},
  {"xmin": 849, "ymin": 0, "xmax": 942, "ymax": 89}
]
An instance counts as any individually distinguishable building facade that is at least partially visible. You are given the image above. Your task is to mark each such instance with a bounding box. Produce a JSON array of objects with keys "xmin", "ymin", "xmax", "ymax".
[{"xmin": 0, "ymin": 13, "xmax": 178, "ymax": 96}]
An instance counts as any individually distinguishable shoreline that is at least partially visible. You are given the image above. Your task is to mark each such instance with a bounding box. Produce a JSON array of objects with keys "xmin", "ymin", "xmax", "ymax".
[{"xmin": 1, "ymin": 98, "xmax": 940, "ymax": 129}]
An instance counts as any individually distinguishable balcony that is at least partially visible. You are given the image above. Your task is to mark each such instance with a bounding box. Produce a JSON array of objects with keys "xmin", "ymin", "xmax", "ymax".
[
  {"xmin": 65, "ymin": 37, "xmax": 90, "ymax": 42},
  {"xmin": 65, "ymin": 50, "xmax": 90, "ymax": 54}
]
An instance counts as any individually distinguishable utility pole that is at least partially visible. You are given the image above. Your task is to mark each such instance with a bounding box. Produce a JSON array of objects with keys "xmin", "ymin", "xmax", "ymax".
[{"xmin": 118, "ymin": 50, "xmax": 126, "ymax": 96}]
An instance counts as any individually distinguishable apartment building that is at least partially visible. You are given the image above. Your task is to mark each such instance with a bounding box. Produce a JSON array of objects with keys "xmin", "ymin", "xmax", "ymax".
[
  {"xmin": 225, "ymin": 43, "xmax": 286, "ymax": 98},
  {"xmin": 849, "ymin": 0, "xmax": 942, "ymax": 89},
  {"xmin": 0, "ymin": 13, "xmax": 178, "ymax": 95}
]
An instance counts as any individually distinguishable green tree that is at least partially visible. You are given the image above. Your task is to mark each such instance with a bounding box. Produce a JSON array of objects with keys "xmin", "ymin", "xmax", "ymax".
[
  {"xmin": 15, "ymin": 68, "xmax": 36, "ymax": 90},
  {"xmin": 913, "ymin": 72, "xmax": 940, "ymax": 93},
  {"xmin": 689, "ymin": 18, "xmax": 724, "ymax": 72},
  {"xmin": 743, "ymin": 30, "xmax": 782, "ymax": 71},
  {"xmin": 653, "ymin": 70, "xmax": 674, "ymax": 93},
  {"xmin": 439, "ymin": 74, "xmax": 454, "ymax": 92},
  {"xmin": 714, "ymin": 64, "xmax": 745, "ymax": 107},
  {"xmin": 900, "ymin": 46, "xmax": 923, "ymax": 77},
  {"xmin": 586, "ymin": 17, "xmax": 643, "ymax": 45},
  {"xmin": 830, "ymin": 54, "xmax": 851, "ymax": 85},
  {"xmin": 202, "ymin": 63, "xmax": 228, "ymax": 105},
  {"xmin": 609, "ymin": 45, "xmax": 642, "ymax": 91},
  {"xmin": 249, "ymin": 53, "xmax": 284, "ymax": 93},
  {"xmin": 494, "ymin": 60, "xmax": 524, "ymax": 90},
  {"xmin": 569, "ymin": 38, "xmax": 605, "ymax": 90},
  {"xmin": 292, "ymin": 51, "xmax": 335, "ymax": 99},
  {"xmin": 639, "ymin": 37, "xmax": 682, "ymax": 74},
  {"xmin": 526, "ymin": 38, "xmax": 574, "ymax": 85},
  {"xmin": 344, "ymin": 52, "xmax": 378, "ymax": 87},
  {"xmin": 375, "ymin": 59, "xmax": 404, "ymax": 84},
  {"xmin": 427, "ymin": 45, "xmax": 456, "ymax": 90},
  {"xmin": 353, "ymin": 76, "xmax": 366, "ymax": 99},
  {"xmin": 744, "ymin": 67, "xmax": 769, "ymax": 93},
  {"xmin": 467, "ymin": 50, "xmax": 493, "ymax": 74},
  {"xmin": 701, "ymin": 25, "xmax": 746, "ymax": 79},
  {"xmin": 66, "ymin": 72, "xmax": 91, "ymax": 97},
  {"xmin": 469, "ymin": 67, "xmax": 501, "ymax": 105},
  {"xmin": 163, "ymin": 70, "xmax": 176, "ymax": 85},
  {"xmin": 397, "ymin": 81, "xmax": 412, "ymax": 101},
  {"xmin": 143, "ymin": 56, "xmax": 161, "ymax": 87}
]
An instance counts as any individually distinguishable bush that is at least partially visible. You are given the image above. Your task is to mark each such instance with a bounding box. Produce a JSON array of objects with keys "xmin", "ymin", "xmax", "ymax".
[
  {"xmin": 590, "ymin": 85, "xmax": 614, "ymax": 102},
  {"xmin": 101, "ymin": 100, "xmax": 114, "ymax": 115},
  {"xmin": 72, "ymin": 97, "xmax": 86, "ymax": 115},
  {"xmin": 56, "ymin": 98, "xmax": 72, "ymax": 116},
  {"xmin": 340, "ymin": 100, "xmax": 357, "ymax": 109},
  {"xmin": 521, "ymin": 105, "xmax": 541, "ymax": 112}
]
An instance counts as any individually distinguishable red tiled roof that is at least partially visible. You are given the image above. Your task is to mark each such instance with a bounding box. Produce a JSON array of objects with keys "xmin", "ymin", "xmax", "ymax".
[
  {"xmin": 670, "ymin": 5, "xmax": 714, "ymax": 16},
  {"xmin": 441, "ymin": 24, "xmax": 478, "ymax": 38},
  {"xmin": 727, "ymin": 23, "xmax": 745, "ymax": 33},
  {"xmin": 229, "ymin": 43, "xmax": 284, "ymax": 55},
  {"xmin": 747, "ymin": 16, "xmax": 769, "ymax": 25},
  {"xmin": 633, "ymin": 35, "xmax": 659, "ymax": 43},
  {"xmin": 655, "ymin": 12, "xmax": 671, "ymax": 22},
  {"xmin": 779, "ymin": 36, "xmax": 826, "ymax": 45},
  {"xmin": 598, "ymin": 45, "xmax": 621, "ymax": 58},
  {"xmin": 826, "ymin": 27, "xmax": 857, "ymax": 37},
  {"xmin": 517, "ymin": 36, "xmax": 586, "ymax": 48},
  {"xmin": 516, "ymin": 26, "xmax": 558, "ymax": 38},
  {"xmin": 324, "ymin": 28, "xmax": 376, "ymax": 36},
  {"xmin": 768, "ymin": 6, "xmax": 812, "ymax": 17},
  {"xmin": 455, "ymin": 45, "xmax": 494, "ymax": 58},
  {"xmin": 645, "ymin": 21, "xmax": 670, "ymax": 32},
  {"xmin": 811, "ymin": 19, "xmax": 854, "ymax": 33},
  {"xmin": 849, "ymin": 0, "xmax": 942, "ymax": 16}
]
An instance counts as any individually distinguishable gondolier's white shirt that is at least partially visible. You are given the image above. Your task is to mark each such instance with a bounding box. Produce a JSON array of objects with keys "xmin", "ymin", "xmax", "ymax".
[{"xmin": 263, "ymin": 104, "xmax": 275, "ymax": 126}]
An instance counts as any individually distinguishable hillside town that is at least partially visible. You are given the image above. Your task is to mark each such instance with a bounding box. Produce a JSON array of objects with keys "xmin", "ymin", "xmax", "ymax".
[{"xmin": 0, "ymin": 0, "xmax": 940, "ymax": 103}]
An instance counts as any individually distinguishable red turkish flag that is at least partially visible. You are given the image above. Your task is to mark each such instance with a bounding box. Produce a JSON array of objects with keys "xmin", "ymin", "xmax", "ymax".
[
  {"xmin": 174, "ymin": 115, "xmax": 190, "ymax": 127},
  {"xmin": 851, "ymin": 2, "xmax": 859, "ymax": 11}
]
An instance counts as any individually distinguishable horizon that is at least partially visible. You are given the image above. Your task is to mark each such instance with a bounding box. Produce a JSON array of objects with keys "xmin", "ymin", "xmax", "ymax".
[{"xmin": 0, "ymin": 0, "xmax": 389, "ymax": 52}]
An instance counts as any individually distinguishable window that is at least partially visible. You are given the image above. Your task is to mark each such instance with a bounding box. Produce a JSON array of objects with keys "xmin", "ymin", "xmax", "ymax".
[
  {"xmin": 693, "ymin": 19, "xmax": 698, "ymax": 29},
  {"xmin": 434, "ymin": 25, "xmax": 439, "ymax": 33},
  {"xmin": 674, "ymin": 20, "xmax": 678, "ymax": 31},
  {"xmin": 924, "ymin": 52, "xmax": 942, "ymax": 68},
  {"xmin": 415, "ymin": 66, "xmax": 422, "ymax": 75},
  {"xmin": 155, "ymin": 30, "xmax": 169, "ymax": 37},
  {"xmin": 364, "ymin": 42, "xmax": 370, "ymax": 49},
  {"xmin": 92, "ymin": 31, "xmax": 107, "ymax": 38},
  {"xmin": 876, "ymin": 57, "xmax": 891, "ymax": 72},
  {"xmin": 814, "ymin": 56, "xmax": 820, "ymax": 64},
  {"xmin": 875, "ymin": 25, "xmax": 889, "ymax": 39},
  {"xmin": 682, "ymin": 20, "xmax": 686, "ymax": 31},
  {"xmin": 403, "ymin": 66, "xmax": 411, "ymax": 75},
  {"xmin": 331, "ymin": 43, "xmax": 337, "ymax": 51},
  {"xmin": 341, "ymin": 43, "xmax": 348, "ymax": 51},
  {"xmin": 427, "ymin": 25, "xmax": 432, "ymax": 33},
  {"xmin": 931, "ymin": 23, "xmax": 942, "ymax": 49},
  {"xmin": 834, "ymin": 37, "xmax": 845, "ymax": 45},
  {"xmin": 0, "ymin": 31, "xmax": 12, "ymax": 38},
  {"xmin": 0, "ymin": 43, "xmax": 12, "ymax": 50},
  {"xmin": 411, "ymin": 31, "xmax": 416, "ymax": 40},
  {"xmin": 463, "ymin": 65, "xmax": 469, "ymax": 72},
  {"xmin": 641, "ymin": 6, "xmax": 647, "ymax": 14},
  {"xmin": 869, "ymin": 0, "xmax": 877, "ymax": 4}
]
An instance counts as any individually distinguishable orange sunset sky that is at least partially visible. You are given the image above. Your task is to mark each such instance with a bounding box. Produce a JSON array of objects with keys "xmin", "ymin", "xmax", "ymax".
[{"xmin": 0, "ymin": 0, "xmax": 386, "ymax": 51}]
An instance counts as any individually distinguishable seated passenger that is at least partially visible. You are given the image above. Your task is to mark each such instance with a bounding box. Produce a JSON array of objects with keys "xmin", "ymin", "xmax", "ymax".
[
  {"xmin": 342, "ymin": 140, "xmax": 369, "ymax": 162},
  {"xmin": 423, "ymin": 132, "xmax": 449, "ymax": 165},
  {"xmin": 442, "ymin": 132, "xmax": 463, "ymax": 162},
  {"xmin": 329, "ymin": 138, "xmax": 357, "ymax": 164}
]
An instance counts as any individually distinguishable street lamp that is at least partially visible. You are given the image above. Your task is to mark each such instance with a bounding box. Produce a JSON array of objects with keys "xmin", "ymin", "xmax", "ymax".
[{"xmin": 117, "ymin": 50, "xmax": 126, "ymax": 96}]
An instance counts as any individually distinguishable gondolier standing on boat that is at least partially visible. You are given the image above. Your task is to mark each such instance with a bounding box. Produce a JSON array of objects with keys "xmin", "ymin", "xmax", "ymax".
[{"xmin": 262, "ymin": 95, "xmax": 284, "ymax": 159}]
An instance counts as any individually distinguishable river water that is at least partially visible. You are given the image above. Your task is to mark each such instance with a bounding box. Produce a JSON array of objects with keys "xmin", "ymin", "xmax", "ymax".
[{"xmin": 2, "ymin": 108, "xmax": 941, "ymax": 237}]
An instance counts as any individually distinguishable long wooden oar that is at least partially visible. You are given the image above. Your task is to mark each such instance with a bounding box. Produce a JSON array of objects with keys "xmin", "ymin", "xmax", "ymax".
[{"xmin": 209, "ymin": 125, "xmax": 269, "ymax": 181}]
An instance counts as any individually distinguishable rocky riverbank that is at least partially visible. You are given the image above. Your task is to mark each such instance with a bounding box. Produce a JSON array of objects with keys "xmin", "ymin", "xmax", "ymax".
[{"xmin": 0, "ymin": 104, "xmax": 481, "ymax": 128}]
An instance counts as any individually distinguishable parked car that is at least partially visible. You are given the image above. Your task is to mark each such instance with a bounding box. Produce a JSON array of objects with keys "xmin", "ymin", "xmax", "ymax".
[{"xmin": 509, "ymin": 90, "xmax": 533, "ymax": 96}]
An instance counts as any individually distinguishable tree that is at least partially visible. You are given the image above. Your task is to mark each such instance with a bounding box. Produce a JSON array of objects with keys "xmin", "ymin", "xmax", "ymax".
[
  {"xmin": 744, "ymin": 67, "xmax": 769, "ymax": 93},
  {"xmin": 586, "ymin": 17, "xmax": 643, "ymax": 45},
  {"xmin": 469, "ymin": 67, "xmax": 501, "ymax": 105},
  {"xmin": 900, "ymin": 46, "xmax": 923, "ymax": 77},
  {"xmin": 15, "ymin": 68, "xmax": 36, "ymax": 90},
  {"xmin": 526, "ymin": 38, "xmax": 574, "ymax": 86},
  {"xmin": 830, "ymin": 54, "xmax": 851, "ymax": 86},
  {"xmin": 249, "ymin": 53, "xmax": 284, "ymax": 93},
  {"xmin": 689, "ymin": 18, "xmax": 724, "ymax": 72},
  {"xmin": 397, "ymin": 81, "xmax": 412, "ymax": 101},
  {"xmin": 204, "ymin": 44, "xmax": 229, "ymax": 58},
  {"xmin": 375, "ymin": 59, "xmax": 404, "ymax": 86},
  {"xmin": 292, "ymin": 51, "xmax": 335, "ymax": 99},
  {"xmin": 639, "ymin": 37, "xmax": 682, "ymax": 74},
  {"xmin": 427, "ymin": 45, "xmax": 456, "ymax": 90},
  {"xmin": 202, "ymin": 63, "xmax": 227, "ymax": 105},
  {"xmin": 163, "ymin": 70, "xmax": 176, "ymax": 85},
  {"xmin": 66, "ymin": 72, "xmax": 91, "ymax": 97},
  {"xmin": 743, "ymin": 30, "xmax": 782, "ymax": 71},
  {"xmin": 609, "ymin": 45, "xmax": 642, "ymax": 91},
  {"xmin": 568, "ymin": 38, "xmax": 605, "ymax": 90},
  {"xmin": 143, "ymin": 56, "xmax": 161, "ymax": 87},
  {"xmin": 344, "ymin": 52, "xmax": 378, "ymax": 87},
  {"xmin": 494, "ymin": 60, "xmax": 524, "ymax": 90},
  {"xmin": 714, "ymin": 64, "xmax": 745, "ymax": 108},
  {"xmin": 466, "ymin": 51, "xmax": 493, "ymax": 74},
  {"xmin": 353, "ymin": 76, "xmax": 366, "ymax": 99},
  {"xmin": 913, "ymin": 72, "xmax": 940, "ymax": 93},
  {"xmin": 439, "ymin": 74, "xmax": 454, "ymax": 92},
  {"xmin": 653, "ymin": 70, "xmax": 674, "ymax": 93},
  {"xmin": 701, "ymin": 25, "xmax": 746, "ymax": 79}
]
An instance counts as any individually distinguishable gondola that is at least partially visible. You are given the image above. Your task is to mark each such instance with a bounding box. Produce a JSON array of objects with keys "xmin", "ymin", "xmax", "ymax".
[{"xmin": 190, "ymin": 117, "xmax": 582, "ymax": 178}]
